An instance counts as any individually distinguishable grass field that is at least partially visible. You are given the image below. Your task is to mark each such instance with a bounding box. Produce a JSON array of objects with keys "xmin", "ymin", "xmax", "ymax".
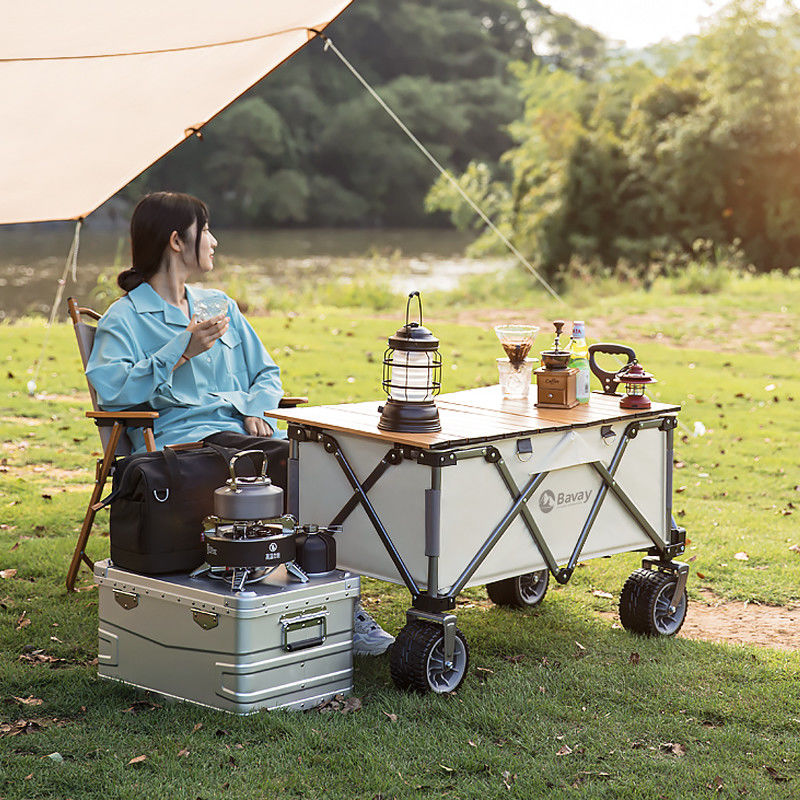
[{"xmin": 1, "ymin": 271, "xmax": 799, "ymax": 799}]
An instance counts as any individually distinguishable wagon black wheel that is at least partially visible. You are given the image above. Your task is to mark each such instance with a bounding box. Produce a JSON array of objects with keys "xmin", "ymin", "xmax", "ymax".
[
  {"xmin": 486, "ymin": 569, "xmax": 549, "ymax": 608},
  {"xmin": 619, "ymin": 568, "xmax": 687, "ymax": 636},
  {"xmin": 389, "ymin": 620, "xmax": 469, "ymax": 694}
]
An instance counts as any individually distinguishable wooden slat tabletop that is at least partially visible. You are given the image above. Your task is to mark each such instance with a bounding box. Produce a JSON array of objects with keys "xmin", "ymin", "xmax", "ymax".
[{"xmin": 269, "ymin": 386, "xmax": 681, "ymax": 450}]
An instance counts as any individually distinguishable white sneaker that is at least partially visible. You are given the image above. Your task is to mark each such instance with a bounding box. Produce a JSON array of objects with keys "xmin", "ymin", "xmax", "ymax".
[{"xmin": 352, "ymin": 603, "xmax": 394, "ymax": 656}]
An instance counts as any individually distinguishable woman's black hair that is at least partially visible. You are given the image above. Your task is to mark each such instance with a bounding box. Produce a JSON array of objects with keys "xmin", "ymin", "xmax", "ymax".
[{"xmin": 117, "ymin": 191, "xmax": 209, "ymax": 292}]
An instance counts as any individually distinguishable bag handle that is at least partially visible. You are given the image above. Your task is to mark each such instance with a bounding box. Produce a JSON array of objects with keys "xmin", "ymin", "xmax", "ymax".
[{"xmin": 162, "ymin": 442, "xmax": 236, "ymax": 501}]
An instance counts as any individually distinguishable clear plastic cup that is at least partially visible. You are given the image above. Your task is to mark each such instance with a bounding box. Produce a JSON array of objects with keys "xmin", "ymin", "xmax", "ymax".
[
  {"xmin": 194, "ymin": 294, "xmax": 228, "ymax": 322},
  {"xmin": 497, "ymin": 357, "xmax": 533, "ymax": 399}
]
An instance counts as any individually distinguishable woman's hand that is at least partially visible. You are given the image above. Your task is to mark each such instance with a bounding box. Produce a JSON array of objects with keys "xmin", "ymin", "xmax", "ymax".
[
  {"xmin": 244, "ymin": 416, "xmax": 274, "ymax": 437},
  {"xmin": 182, "ymin": 313, "xmax": 229, "ymax": 361}
]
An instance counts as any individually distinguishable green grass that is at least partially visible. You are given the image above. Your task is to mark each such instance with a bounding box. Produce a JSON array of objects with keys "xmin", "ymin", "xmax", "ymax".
[{"xmin": 1, "ymin": 272, "xmax": 799, "ymax": 799}]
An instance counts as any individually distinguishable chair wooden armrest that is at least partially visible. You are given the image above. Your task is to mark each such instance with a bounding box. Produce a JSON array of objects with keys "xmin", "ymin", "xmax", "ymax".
[
  {"xmin": 86, "ymin": 410, "xmax": 159, "ymax": 422},
  {"xmin": 278, "ymin": 396, "xmax": 308, "ymax": 408}
]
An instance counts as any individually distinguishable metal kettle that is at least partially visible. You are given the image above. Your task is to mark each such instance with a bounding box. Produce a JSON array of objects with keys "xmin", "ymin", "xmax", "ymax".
[{"xmin": 213, "ymin": 449, "xmax": 284, "ymax": 520}]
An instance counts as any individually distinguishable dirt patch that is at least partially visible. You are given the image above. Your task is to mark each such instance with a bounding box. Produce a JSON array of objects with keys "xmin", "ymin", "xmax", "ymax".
[
  {"xmin": 0, "ymin": 416, "xmax": 44, "ymax": 426},
  {"xmin": 677, "ymin": 590, "xmax": 800, "ymax": 651},
  {"xmin": 598, "ymin": 589, "xmax": 800, "ymax": 650},
  {"xmin": 442, "ymin": 305, "xmax": 799, "ymax": 358}
]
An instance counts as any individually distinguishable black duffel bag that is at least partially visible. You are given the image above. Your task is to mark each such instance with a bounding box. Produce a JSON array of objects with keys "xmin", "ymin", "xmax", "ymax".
[{"xmin": 105, "ymin": 444, "xmax": 260, "ymax": 574}]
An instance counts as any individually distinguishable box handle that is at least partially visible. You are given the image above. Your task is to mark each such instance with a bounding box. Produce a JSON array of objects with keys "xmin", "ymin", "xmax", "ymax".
[
  {"xmin": 280, "ymin": 606, "xmax": 328, "ymax": 652},
  {"xmin": 192, "ymin": 609, "xmax": 219, "ymax": 630},
  {"xmin": 113, "ymin": 590, "xmax": 138, "ymax": 610}
]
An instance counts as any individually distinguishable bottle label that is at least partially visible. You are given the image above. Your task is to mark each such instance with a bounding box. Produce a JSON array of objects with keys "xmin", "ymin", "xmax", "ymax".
[{"xmin": 573, "ymin": 359, "xmax": 590, "ymax": 403}]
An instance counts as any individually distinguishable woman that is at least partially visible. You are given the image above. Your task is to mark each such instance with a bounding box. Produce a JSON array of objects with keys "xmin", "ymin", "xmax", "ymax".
[
  {"xmin": 86, "ymin": 191, "xmax": 393, "ymax": 655},
  {"xmin": 86, "ymin": 191, "xmax": 287, "ymax": 483}
]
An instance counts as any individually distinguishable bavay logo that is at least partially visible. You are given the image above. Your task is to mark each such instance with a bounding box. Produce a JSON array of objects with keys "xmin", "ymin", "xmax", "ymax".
[{"xmin": 538, "ymin": 487, "xmax": 593, "ymax": 514}]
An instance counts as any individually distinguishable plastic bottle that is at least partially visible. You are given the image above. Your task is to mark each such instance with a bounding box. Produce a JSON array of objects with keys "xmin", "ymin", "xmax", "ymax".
[{"xmin": 568, "ymin": 320, "xmax": 590, "ymax": 404}]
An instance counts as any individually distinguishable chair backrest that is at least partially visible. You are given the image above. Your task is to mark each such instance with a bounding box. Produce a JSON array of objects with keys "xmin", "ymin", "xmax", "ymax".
[{"xmin": 67, "ymin": 297, "xmax": 134, "ymax": 457}]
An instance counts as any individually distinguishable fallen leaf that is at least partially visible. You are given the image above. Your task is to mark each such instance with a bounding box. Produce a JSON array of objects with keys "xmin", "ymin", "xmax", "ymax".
[
  {"xmin": 177, "ymin": 748, "xmax": 190, "ymax": 757},
  {"xmin": 127, "ymin": 755, "xmax": 147, "ymax": 765},
  {"xmin": 191, "ymin": 723, "xmax": 203, "ymax": 733},
  {"xmin": 660, "ymin": 742, "xmax": 687, "ymax": 756},
  {"xmin": 17, "ymin": 650, "xmax": 66, "ymax": 667},
  {"xmin": 556, "ymin": 745, "xmax": 573, "ymax": 756},
  {"xmin": 16, "ymin": 611, "xmax": 31, "ymax": 630},
  {"xmin": 696, "ymin": 571, "xmax": 707, "ymax": 579},
  {"xmin": 503, "ymin": 654, "xmax": 525, "ymax": 663},
  {"xmin": 0, "ymin": 568, "xmax": 17, "ymax": 579},
  {"xmin": 707, "ymin": 775, "xmax": 724, "ymax": 792},
  {"xmin": 734, "ymin": 552, "xmax": 749, "ymax": 561},
  {"xmin": 592, "ymin": 590, "xmax": 614, "ymax": 599},
  {"xmin": 467, "ymin": 739, "xmax": 477, "ymax": 747},
  {"xmin": 12, "ymin": 696, "xmax": 43, "ymax": 706},
  {"xmin": 629, "ymin": 652, "xmax": 640, "ymax": 665},
  {"xmin": 764, "ymin": 765, "xmax": 788, "ymax": 782},
  {"xmin": 47, "ymin": 752, "xmax": 64, "ymax": 763},
  {"xmin": 122, "ymin": 699, "xmax": 162, "ymax": 714},
  {"xmin": 315, "ymin": 694, "xmax": 363, "ymax": 715},
  {"xmin": 789, "ymin": 545, "xmax": 800, "ymax": 554},
  {"xmin": 382, "ymin": 711, "xmax": 397, "ymax": 723}
]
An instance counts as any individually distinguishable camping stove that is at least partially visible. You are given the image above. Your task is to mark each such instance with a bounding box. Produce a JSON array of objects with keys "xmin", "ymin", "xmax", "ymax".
[
  {"xmin": 200, "ymin": 516, "xmax": 307, "ymax": 592},
  {"xmin": 191, "ymin": 448, "xmax": 308, "ymax": 592}
]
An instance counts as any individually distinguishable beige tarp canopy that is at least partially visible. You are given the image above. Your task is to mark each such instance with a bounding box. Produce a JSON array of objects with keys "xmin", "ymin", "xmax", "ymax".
[{"xmin": 0, "ymin": 1, "xmax": 352, "ymax": 224}]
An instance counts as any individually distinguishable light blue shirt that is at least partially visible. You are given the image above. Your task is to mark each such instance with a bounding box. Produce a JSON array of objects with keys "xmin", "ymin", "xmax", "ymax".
[{"xmin": 85, "ymin": 282, "xmax": 284, "ymax": 453}]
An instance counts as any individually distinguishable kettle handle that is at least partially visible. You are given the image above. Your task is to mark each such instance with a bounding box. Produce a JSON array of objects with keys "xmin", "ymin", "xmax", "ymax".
[{"xmin": 228, "ymin": 449, "xmax": 268, "ymax": 489}]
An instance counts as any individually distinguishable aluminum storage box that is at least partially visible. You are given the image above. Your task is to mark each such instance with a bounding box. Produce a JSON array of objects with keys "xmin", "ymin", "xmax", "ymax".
[{"xmin": 94, "ymin": 559, "xmax": 359, "ymax": 713}]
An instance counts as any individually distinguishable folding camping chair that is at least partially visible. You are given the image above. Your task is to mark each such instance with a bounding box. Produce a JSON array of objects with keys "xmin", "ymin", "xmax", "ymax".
[{"xmin": 65, "ymin": 296, "xmax": 307, "ymax": 591}]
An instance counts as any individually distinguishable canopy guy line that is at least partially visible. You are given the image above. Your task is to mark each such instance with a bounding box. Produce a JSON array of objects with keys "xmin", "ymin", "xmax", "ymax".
[
  {"xmin": 0, "ymin": 26, "xmax": 314, "ymax": 62},
  {"xmin": 310, "ymin": 29, "xmax": 564, "ymax": 305},
  {"xmin": 28, "ymin": 219, "xmax": 83, "ymax": 395}
]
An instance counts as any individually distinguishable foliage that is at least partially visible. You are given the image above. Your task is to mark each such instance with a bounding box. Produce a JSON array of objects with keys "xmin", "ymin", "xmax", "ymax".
[
  {"xmin": 429, "ymin": 0, "xmax": 800, "ymax": 274},
  {"xmin": 119, "ymin": 0, "xmax": 610, "ymax": 228},
  {"xmin": 2, "ymin": 273, "xmax": 800, "ymax": 797}
]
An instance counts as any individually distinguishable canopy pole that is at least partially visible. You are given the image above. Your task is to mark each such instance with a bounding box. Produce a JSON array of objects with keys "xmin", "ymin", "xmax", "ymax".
[
  {"xmin": 28, "ymin": 218, "xmax": 83, "ymax": 395},
  {"xmin": 309, "ymin": 29, "xmax": 563, "ymax": 305}
]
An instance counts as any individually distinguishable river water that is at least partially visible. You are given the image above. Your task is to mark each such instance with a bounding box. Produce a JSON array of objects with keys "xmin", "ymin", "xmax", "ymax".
[{"xmin": 0, "ymin": 226, "xmax": 505, "ymax": 319}]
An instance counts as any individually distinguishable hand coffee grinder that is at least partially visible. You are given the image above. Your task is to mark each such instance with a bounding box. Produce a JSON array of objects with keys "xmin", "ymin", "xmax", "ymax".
[{"xmin": 534, "ymin": 320, "xmax": 579, "ymax": 409}]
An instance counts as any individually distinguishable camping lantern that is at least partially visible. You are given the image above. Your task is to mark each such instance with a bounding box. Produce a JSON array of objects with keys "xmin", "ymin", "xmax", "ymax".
[
  {"xmin": 616, "ymin": 360, "xmax": 657, "ymax": 410},
  {"xmin": 378, "ymin": 291, "xmax": 442, "ymax": 433}
]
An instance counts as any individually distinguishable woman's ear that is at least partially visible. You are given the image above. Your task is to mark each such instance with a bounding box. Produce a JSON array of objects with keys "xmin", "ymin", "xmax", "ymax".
[{"xmin": 168, "ymin": 230, "xmax": 183, "ymax": 253}]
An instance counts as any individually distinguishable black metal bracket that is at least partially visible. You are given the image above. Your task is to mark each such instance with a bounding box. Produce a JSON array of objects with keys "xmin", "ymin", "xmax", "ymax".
[
  {"xmin": 400, "ymin": 447, "xmax": 458, "ymax": 467},
  {"xmin": 410, "ymin": 595, "xmax": 457, "ymax": 613},
  {"xmin": 641, "ymin": 555, "xmax": 690, "ymax": 610}
]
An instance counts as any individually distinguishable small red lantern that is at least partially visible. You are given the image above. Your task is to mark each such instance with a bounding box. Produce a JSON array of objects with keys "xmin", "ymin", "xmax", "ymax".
[{"xmin": 616, "ymin": 360, "xmax": 657, "ymax": 410}]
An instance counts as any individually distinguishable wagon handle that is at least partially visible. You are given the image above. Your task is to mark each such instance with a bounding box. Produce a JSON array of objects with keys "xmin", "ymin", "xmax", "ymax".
[{"xmin": 588, "ymin": 342, "xmax": 637, "ymax": 394}]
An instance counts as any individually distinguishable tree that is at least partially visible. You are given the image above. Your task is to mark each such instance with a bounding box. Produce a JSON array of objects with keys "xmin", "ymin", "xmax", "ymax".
[{"xmin": 429, "ymin": 0, "xmax": 800, "ymax": 272}]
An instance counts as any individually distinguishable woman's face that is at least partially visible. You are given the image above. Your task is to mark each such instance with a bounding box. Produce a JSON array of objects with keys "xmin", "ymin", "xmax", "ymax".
[
  {"xmin": 183, "ymin": 220, "xmax": 218, "ymax": 273},
  {"xmin": 197, "ymin": 222, "xmax": 218, "ymax": 273}
]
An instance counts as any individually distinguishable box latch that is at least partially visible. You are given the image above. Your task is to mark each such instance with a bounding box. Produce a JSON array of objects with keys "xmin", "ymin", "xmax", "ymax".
[
  {"xmin": 192, "ymin": 609, "xmax": 219, "ymax": 630},
  {"xmin": 113, "ymin": 590, "xmax": 138, "ymax": 610},
  {"xmin": 280, "ymin": 606, "xmax": 328, "ymax": 652}
]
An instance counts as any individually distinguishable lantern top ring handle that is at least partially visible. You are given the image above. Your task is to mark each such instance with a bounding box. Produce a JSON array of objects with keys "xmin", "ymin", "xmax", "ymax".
[{"xmin": 405, "ymin": 291, "xmax": 423, "ymax": 328}]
